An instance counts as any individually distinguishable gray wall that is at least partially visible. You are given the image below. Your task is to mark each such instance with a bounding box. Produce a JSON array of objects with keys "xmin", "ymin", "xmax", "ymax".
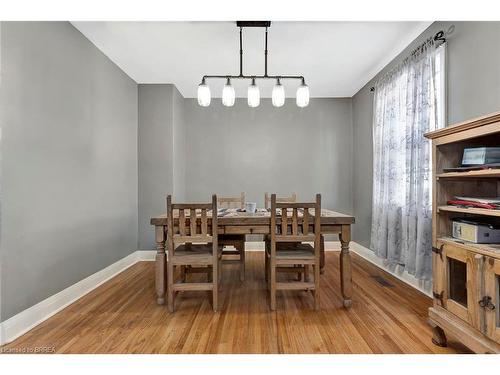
[
  {"xmin": 183, "ymin": 98, "xmax": 353, "ymax": 213},
  {"xmin": 138, "ymin": 85, "xmax": 173, "ymax": 249},
  {"xmin": 0, "ymin": 22, "xmax": 138, "ymax": 321},
  {"xmin": 138, "ymin": 84, "xmax": 186, "ymax": 249},
  {"xmin": 352, "ymin": 21, "xmax": 500, "ymax": 248},
  {"xmin": 172, "ymin": 86, "xmax": 186, "ymax": 202},
  {"xmin": 138, "ymin": 94, "xmax": 353, "ymax": 249}
]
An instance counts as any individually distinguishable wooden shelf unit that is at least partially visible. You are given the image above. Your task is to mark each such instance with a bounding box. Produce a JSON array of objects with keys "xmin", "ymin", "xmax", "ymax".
[
  {"xmin": 424, "ymin": 111, "xmax": 500, "ymax": 353},
  {"xmin": 437, "ymin": 205, "xmax": 500, "ymax": 217},
  {"xmin": 437, "ymin": 169, "xmax": 500, "ymax": 179},
  {"xmin": 437, "ymin": 237, "xmax": 500, "ymax": 258}
]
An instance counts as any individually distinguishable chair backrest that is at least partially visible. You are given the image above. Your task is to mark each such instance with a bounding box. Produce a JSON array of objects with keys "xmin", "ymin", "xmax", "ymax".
[
  {"xmin": 218, "ymin": 192, "xmax": 245, "ymax": 209},
  {"xmin": 167, "ymin": 195, "xmax": 218, "ymax": 247},
  {"xmin": 264, "ymin": 192, "xmax": 297, "ymax": 209},
  {"xmin": 270, "ymin": 193, "xmax": 321, "ymax": 244}
]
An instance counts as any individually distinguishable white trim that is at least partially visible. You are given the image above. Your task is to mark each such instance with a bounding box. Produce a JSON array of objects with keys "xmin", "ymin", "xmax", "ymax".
[
  {"xmin": 324, "ymin": 241, "xmax": 341, "ymax": 251},
  {"xmin": 0, "ymin": 251, "xmax": 140, "ymax": 345},
  {"xmin": 137, "ymin": 250, "xmax": 156, "ymax": 261},
  {"xmin": 350, "ymin": 241, "xmax": 432, "ymax": 297}
]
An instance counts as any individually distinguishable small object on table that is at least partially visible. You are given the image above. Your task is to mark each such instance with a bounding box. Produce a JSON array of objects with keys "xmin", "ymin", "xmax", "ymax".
[{"xmin": 245, "ymin": 202, "xmax": 257, "ymax": 213}]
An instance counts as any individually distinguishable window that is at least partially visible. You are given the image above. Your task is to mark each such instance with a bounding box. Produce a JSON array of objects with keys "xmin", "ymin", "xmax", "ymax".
[{"xmin": 370, "ymin": 41, "xmax": 446, "ymax": 281}]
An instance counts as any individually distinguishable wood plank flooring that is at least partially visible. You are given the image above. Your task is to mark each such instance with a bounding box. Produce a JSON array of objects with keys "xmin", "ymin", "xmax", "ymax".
[{"xmin": 1, "ymin": 252, "xmax": 470, "ymax": 353}]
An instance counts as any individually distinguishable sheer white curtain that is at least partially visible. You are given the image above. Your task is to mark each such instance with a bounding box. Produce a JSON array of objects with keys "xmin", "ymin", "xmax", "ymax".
[{"xmin": 370, "ymin": 42, "xmax": 446, "ymax": 280}]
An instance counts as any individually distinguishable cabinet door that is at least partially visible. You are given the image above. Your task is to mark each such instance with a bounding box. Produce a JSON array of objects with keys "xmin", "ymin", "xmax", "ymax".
[
  {"xmin": 436, "ymin": 241, "xmax": 483, "ymax": 330},
  {"xmin": 485, "ymin": 257, "xmax": 500, "ymax": 344}
]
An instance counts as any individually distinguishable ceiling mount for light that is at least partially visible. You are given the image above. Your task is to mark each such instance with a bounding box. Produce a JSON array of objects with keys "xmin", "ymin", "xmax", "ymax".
[{"xmin": 197, "ymin": 21, "xmax": 309, "ymax": 108}]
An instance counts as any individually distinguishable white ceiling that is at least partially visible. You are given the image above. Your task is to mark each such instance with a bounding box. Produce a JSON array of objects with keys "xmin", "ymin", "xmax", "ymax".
[{"xmin": 72, "ymin": 21, "xmax": 431, "ymax": 98}]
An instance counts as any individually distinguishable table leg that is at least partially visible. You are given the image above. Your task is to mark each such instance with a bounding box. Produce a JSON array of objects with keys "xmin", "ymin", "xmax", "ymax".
[
  {"xmin": 339, "ymin": 225, "xmax": 352, "ymax": 308},
  {"xmin": 320, "ymin": 234, "xmax": 325, "ymax": 274},
  {"xmin": 155, "ymin": 225, "xmax": 167, "ymax": 305}
]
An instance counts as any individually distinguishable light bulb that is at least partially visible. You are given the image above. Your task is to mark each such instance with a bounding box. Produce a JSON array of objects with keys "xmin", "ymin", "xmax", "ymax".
[
  {"xmin": 222, "ymin": 78, "xmax": 235, "ymax": 107},
  {"xmin": 197, "ymin": 78, "xmax": 211, "ymax": 107},
  {"xmin": 296, "ymin": 80, "xmax": 309, "ymax": 108},
  {"xmin": 272, "ymin": 78, "xmax": 285, "ymax": 107},
  {"xmin": 247, "ymin": 78, "xmax": 260, "ymax": 108}
]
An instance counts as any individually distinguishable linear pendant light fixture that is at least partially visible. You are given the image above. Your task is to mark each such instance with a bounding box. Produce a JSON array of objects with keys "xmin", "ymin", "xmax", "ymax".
[{"xmin": 197, "ymin": 21, "xmax": 309, "ymax": 108}]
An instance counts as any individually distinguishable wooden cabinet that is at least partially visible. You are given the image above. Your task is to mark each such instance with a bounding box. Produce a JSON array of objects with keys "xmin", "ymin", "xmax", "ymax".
[
  {"xmin": 484, "ymin": 257, "xmax": 500, "ymax": 343},
  {"xmin": 425, "ymin": 112, "xmax": 500, "ymax": 353},
  {"xmin": 434, "ymin": 240, "xmax": 483, "ymax": 330}
]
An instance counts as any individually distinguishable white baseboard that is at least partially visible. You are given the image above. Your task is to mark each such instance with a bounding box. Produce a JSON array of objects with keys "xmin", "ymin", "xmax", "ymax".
[
  {"xmin": 350, "ymin": 241, "xmax": 432, "ymax": 297},
  {"xmin": 0, "ymin": 251, "xmax": 141, "ymax": 346},
  {"xmin": 137, "ymin": 250, "xmax": 156, "ymax": 261}
]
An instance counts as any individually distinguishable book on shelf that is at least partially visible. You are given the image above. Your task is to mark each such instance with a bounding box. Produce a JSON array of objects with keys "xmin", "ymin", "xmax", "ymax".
[
  {"xmin": 454, "ymin": 196, "xmax": 500, "ymax": 204},
  {"xmin": 447, "ymin": 197, "xmax": 500, "ymax": 210}
]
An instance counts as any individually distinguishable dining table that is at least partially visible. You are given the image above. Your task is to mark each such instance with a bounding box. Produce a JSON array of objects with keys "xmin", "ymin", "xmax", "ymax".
[{"xmin": 150, "ymin": 207, "xmax": 355, "ymax": 308}]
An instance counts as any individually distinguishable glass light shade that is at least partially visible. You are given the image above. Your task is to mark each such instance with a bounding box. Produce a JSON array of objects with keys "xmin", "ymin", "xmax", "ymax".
[
  {"xmin": 197, "ymin": 82, "xmax": 211, "ymax": 107},
  {"xmin": 272, "ymin": 81, "xmax": 285, "ymax": 107},
  {"xmin": 247, "ymin": 80, "xmax": 260, "ymax": 107},
  {"xmin": 222, "ymin": 81, "xmax": 235, "ymax": 107},
  {"xmin": 296, "ymin": 83, "xmax": 310, "ymax": 108}
]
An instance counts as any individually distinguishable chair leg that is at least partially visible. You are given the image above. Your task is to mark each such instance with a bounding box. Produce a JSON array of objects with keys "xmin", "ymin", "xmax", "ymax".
[
  {"xmin": 239, "ymin": 241, "xmax": 245, "ymax": 282},
  {"xmin": 320, "ymin": 235, "xmax": 326, "ymax": 274},
  {"xmin": 270, "ymin": 262, "xmax": 277, "ymax": 311},
  {"xmin": 167, "ymin": 261, "xmax": 175, "ymax": 313},
  {"xmin": 304, "ymin": 264, "xmax": 310, "ymax": 282},
  {"xmin": 219, "ymin": 257, "xmax": 223, "ymax": 291},
  {"xmin": 264, "ymin": 242, "xmax": 269, "ymax": 283},
  {"xmin": 207, "ymin": 266, "xmax": 213, "ymax": 282},
  {"xmin": 313, "ymin": 264, "xmax": 320, "ymax": 310},
  {"xmin": 180, "ymin": 265, "xmax": 187, "ymax": 282},
  {"xmin": 213, "ymin": 260, "xmax": 219, "ymax": 312}
]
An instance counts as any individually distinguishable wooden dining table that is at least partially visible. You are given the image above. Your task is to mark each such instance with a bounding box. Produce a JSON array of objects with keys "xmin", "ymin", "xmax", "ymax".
[{"xmin": 150, "ymin": 208, "xmax": 355, "ymax": 308}]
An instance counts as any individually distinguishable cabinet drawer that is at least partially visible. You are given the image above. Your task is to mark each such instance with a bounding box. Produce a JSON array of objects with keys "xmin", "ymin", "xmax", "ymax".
[{"xmin": 223, "ymin": 225, "xmax": 269, "ymax": 234}]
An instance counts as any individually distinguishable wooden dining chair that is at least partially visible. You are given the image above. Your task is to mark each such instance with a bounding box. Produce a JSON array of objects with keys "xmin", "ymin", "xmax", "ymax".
[
  {"xmin": 265, "ymin": 193, "xmax": 321, "ymax": 310},
  {"xmin": 264, "ymin": 192, "xmax": 297, "ymax": 210},
  {"xmin": 166, "ymin": 195, "xmax": 222, "ymax": 312},
  {"xmin": 218, "ymin": 193, "xmax": 246, "ymax": 281},
  {"xmin": 265, "ymin": 193, "xmax": 303, "ymax": 280}
]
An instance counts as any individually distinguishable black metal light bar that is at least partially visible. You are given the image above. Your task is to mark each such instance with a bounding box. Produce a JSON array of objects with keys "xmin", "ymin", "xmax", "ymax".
[
  {"xmin": 200, "ymin": 21, "xmax": 305, "ymax": 83},
  {"xmin": 236, "ymin": 21, "xmax": 271, "ymax": 28},
  {"xmin": 203, "ymin": 74, "xmax": 305, "ymax": 81}
]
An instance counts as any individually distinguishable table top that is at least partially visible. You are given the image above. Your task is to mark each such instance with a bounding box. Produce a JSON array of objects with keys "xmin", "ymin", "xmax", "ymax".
[{"xmin": 150, "ymin": 208, "xmax": 355, "ymax": 226}]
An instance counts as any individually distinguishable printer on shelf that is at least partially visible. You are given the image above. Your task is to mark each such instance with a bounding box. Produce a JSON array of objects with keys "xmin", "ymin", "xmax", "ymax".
[{"xmin": 452, "ymin": 217, "xmax": 500, "ymax": 244}]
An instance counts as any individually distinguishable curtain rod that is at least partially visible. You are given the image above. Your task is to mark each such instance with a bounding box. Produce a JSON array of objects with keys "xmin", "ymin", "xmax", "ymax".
[{"xmin": 369, "ymin": 25, "xmax": 454, "ymax": 93}]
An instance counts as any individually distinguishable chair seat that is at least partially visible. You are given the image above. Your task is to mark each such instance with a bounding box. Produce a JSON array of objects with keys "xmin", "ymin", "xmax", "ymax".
[
  {"xmin": 276, "ymin": 243, "xmax": 314, "ymax": 259},
  {"xmin": 266, "ymin": 243, "xmax": 315, "ymax": 261},
  {"xmin": 172, "ymin": 244, "xmax": 222, "ymax": 265}
]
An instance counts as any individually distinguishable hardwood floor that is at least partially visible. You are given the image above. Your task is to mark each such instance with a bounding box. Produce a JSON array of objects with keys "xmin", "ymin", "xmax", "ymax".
[{"xmin": 1, "ymin": 252, "xmax": 470, "ymax": 353}]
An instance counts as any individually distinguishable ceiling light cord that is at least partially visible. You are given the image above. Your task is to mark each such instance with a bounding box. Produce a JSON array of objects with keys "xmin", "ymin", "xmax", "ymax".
[
  {"xmin": 239, "ymin": 27, "xmax": 243, "ymax": 77},
  {"xmin": 264, "ymin": 27, "xmax": 268, "ymax": 77}
]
